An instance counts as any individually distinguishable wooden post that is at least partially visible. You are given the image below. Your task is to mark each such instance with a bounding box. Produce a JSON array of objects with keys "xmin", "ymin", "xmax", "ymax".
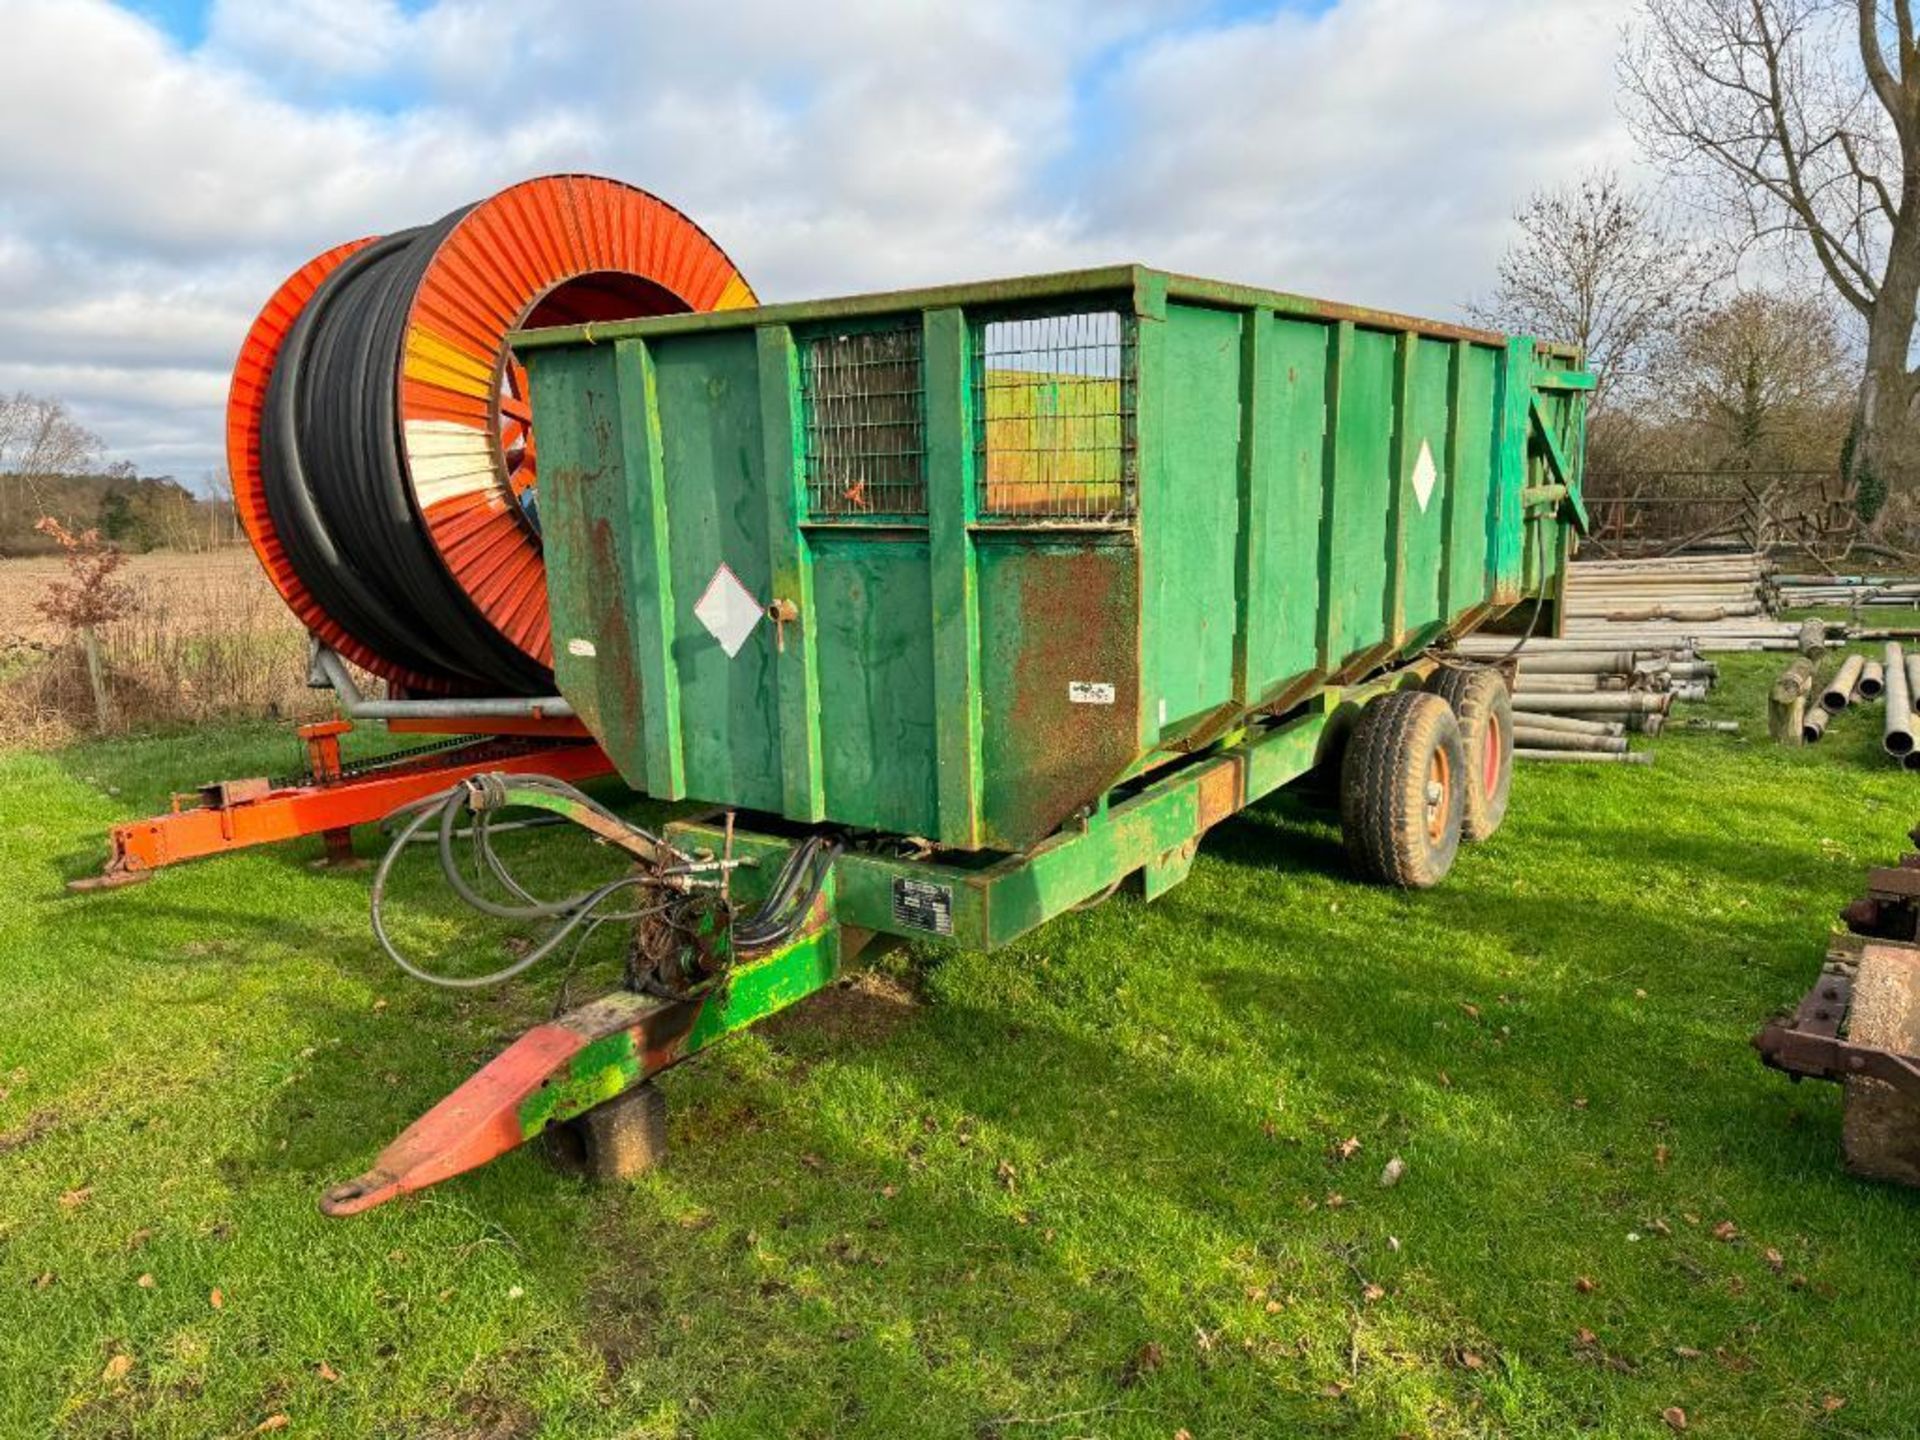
[{"xmin": 1769, "ymin": 656, "xmax": 1817, "ymax": 745}]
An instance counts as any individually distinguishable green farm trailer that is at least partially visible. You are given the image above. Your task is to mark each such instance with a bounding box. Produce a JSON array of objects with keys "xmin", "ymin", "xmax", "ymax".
[{"xmin": 323, "ymin": 265, "xmax": 1590, "ymax": 1215}]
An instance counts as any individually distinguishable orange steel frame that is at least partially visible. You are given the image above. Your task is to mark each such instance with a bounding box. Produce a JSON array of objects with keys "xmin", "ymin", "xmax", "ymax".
[{"xmin": 73, "ymin": 718, "xmax": 614, "ymax": 890}]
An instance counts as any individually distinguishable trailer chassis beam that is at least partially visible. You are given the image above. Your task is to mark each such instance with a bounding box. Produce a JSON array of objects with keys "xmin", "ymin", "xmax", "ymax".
[{"xmin": 71, "ymin": 723, "xmax": 614, "ymax": 889}]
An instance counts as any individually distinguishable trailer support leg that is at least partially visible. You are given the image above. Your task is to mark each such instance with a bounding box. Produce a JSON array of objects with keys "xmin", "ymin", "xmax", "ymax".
[{"xmin": 320, "ymin": 904, "xmax": 841, "ymax": 1216}]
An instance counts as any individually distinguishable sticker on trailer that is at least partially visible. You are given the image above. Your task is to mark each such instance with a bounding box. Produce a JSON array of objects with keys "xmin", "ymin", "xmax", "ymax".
[
  {"xmin": 1069, "ymin": 681, "xmax": 1115, "ymax": 705},
  {"xmin": 565, "ymin": 637, "xmax": 597, "ymax": 658},
  {"xmin": 892, "ymin": 877, "xmax": 954, "ymax": 936},
  {"xmin": 693, "ymin": 562, "xmax": 763, "ymax": 658},
  {"xmin": 1411, "ymin": 439, "xmax": 1438, "ymax": 513}
]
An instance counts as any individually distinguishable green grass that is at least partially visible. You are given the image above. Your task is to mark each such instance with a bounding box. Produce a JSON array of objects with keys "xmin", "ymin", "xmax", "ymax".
[{"xmin": 5, "ymin": 645, "xmax": 1920, "ymax": 1440}]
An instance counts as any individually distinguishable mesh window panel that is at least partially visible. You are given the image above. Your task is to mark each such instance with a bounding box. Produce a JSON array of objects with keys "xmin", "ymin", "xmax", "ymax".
[
  {"xmin": 973, "ymin": 311, "xmax": 1135, "ymax": 522},
  {"xmin": 800, "ymin": 326, "xmax": 926, "ymax": 518}
]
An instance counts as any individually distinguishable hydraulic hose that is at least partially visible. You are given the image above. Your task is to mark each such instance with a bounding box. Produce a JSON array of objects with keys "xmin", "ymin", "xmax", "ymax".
[{"xmin": 261, "ymin": 208, "xmax": 551, "ymax": 694}]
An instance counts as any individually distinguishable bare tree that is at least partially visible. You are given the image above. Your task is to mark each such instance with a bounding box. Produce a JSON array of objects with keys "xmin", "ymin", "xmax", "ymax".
[
  {"xmin": 0, "ymin": 391, "xmax": 103, "ymax": 539},
  {"xmin": 1622, "ymin": 0, "xmax": 1919, "ymax": 499},
  {"xmin": 1468, "ymin": 170, "xmax": 1721, "ymax": 416},
  {"xmin": 1664, "ymin": 289, "xmax": 1855, "ymax": 468}
]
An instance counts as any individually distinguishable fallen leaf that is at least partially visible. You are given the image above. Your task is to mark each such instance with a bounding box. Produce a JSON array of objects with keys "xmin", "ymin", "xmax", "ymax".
[
  {"xmin": 1575, "ymin": 1327, "xmax": 1598, "ymax": 1346},
  {"xmin": 1575, "ymin": 1276, "xmax": 1597, "ymax": 1294},
  {"xmin": 1332, "ymin": 1136, "xmax": 1361, "ymax": 1162},
  {"xmin": 101, "ymin": 1353, "xmax": 132, "ymax": 1382},
  {"xmin": 317, "ymin": 1361, "xmax": 340, "ymax": 1383},
  {"xmin": 1362, "ymin": 1283, "xmax": 1385, "ymax": 1304},
  {"xmin": 1647, "ymin": 1218, "xmax": 1673, "ymax": 1237},
  {"xmin": 1379, "ymin": 1157, "xmax": 1407, "ymax": 1188},
  {"xmin": 1654, "ymin": 1142, "xmax": 1673, "ymax": 1165},
  {"xmin": 1437, "ymin": 1069, "xmax": 1453, "ymax": 1088},
  {"xmin": 1573, "ymin": 1097, "xmax": 1589, "ymax": 1109},
  {"xmin": 1674, "ymin": 1346, "xmax": 1704, "ymax": 1360},
  {"xmin": 879, "ymin": 1184, "xmax": 897, "ymax": 1199},
  {"xmin": 1712, "ymin": 1220, "xmax": 1738, "ymax": 1242},
  {"xmin": 209, "ymin": 1288, "xmax": 224, "ymax": 1310},
  {"xmin": 1320, "ymin": 1380, "xmax": 1350, "ymax": 1398},
  {"xmin": 995, "ymin": 1159, "xmax": 1017, "ymax": 1190},
  {"xmin": 1764, "ymin": 1247, "xmax": 1784, "ymax": 1272},
  {"xmin": 1823, "ymin": 1394, "xmax": 1846, "ymax": 1412},
  {"xmin": 1121, "ymin": 1340, "xmax": 1165, "ymax": 1387},
  {"xmin": 1460, "ymin": 1351, "xmax": 1485, "ymax": 1370},
  {"xmin": 33, "ymin": 1272, "xmax": 54, "ymax": 1291},
  {"xmin": 59, "ymin": 1186, "xmax": 92, "ymax": 1209},
  {"xmin": 1324, "ymin": 1192, "xmax": 1346, "ymax": 1209},
  {"xmin": 800, "ymin": 1153, "xmax": 824, "ymax": 1169},
  {"xmin": 136, "ymin": 1274, "xmax": 153, "ymax": 1289},
  {"xmin": 1662, "ymin": 1405, "xmax": 1687, "ymax": 1432},
  {"xmin": 254, "ymin": 1416, "xmax": 289, "ymax": 1433},
  {"xmin": 1461, "ymin": 1003, "xmax": 1481, "ymax": 1020},
  {"xmin": 125, "ymin": 1228, "xmax": 153, "ymax": 1251},
  {"xmin": 1175, "ymin": 1430, "xmax": 1194, "ymax": 1440}
]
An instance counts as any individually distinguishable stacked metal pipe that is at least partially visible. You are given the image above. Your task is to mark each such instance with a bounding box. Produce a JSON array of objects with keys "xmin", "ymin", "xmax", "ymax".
[
  {"xmin": 1776, "ymin": 575, "xmax": 1920, "ymax": 608},
  {"xmin": 1452, "ymin": 635, "xmax": 1725, "ymax": 765},
  {"xmin": 1558, "ymin": 553, "xmax": 1831, "ymax": 652}
]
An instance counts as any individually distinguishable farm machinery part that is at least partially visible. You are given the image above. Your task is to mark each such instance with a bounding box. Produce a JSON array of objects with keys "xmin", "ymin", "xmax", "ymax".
[
  {"xmin": 1755, "ymin": 834, "xmax": 1920, "ymax": 1185},
  {"xmin": 231, "ymin": 173, "xmax": 755, "ymax": 693},
  {"xmin": 72, "ymin": 175, "xmax": 755, "ymax": 885},
  {"xmin": 71, "ymin": 715, "xmax": 613, "ymax": 890}
]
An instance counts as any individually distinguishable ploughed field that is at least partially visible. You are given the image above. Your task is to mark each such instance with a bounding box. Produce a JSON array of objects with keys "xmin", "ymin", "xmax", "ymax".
[{"xmin": 1, "ymin": 637, "xmax": 1917, "ymax": 1439}]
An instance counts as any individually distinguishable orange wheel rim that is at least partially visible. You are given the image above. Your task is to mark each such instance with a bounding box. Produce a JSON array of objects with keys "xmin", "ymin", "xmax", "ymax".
[
  {"xmin": 1482, "ymin": 715, "xmax": 1501, "ymax": 796},
  {"xmin": 1426, "ymin": 744, "xmax": 1452, "ymax": 843}
]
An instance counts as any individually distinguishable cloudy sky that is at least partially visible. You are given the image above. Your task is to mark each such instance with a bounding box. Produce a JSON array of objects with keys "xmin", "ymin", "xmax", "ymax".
[{"xmin": 0, "ymin": 0, "xmax": 1636, "ymax": 482}]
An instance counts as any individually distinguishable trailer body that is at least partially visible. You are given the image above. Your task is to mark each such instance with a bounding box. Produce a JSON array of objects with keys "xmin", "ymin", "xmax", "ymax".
[{"xmin": 515, "ymin": 265, "xmax": 1585, "ymax": 859}]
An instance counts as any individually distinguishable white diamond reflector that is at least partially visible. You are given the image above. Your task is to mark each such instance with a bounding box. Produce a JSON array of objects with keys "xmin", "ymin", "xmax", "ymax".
[
  {"xmin": 1411, "ymin": 440, "xmax": 1438, "ymax": 513},
  {"xmin": 693, "ymin": 563, "xmax": 763, "ymax": 658}
]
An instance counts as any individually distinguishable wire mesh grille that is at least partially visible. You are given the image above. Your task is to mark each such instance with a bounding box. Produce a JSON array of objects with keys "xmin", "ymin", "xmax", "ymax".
[
  {"xmin": 973, "ymin": 310, "xmax": 1135, "ymax": 522},
  {"xmin": 800, "ymin": 326, "xmax": 926, "ymax": 517}
]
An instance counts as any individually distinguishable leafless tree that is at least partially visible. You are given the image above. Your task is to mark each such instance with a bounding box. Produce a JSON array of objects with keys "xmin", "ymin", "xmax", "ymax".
[
  {"xmin": 1663, "ymin": 289, "xmax": 1855, "ymax": 468},
  {"xmin": 0, "ymin": 391, "xmax": 103, "ymax": 536},
  {"xmin": 1622, "ymin": 0, "xmax": 1918, "ymax": 499},
  {"xmin": 1469, "ymin": 170, "xmax": 1721, "ymax": 417}
]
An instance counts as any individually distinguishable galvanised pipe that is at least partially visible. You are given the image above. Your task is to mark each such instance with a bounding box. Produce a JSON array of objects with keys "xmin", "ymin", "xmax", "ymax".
[
  {"xmin": 1512, "ymin": 727, "xmax": 1628, "ymax": 754},
  {"xmin": 1881, "ymin": 643, "xmax": 1912, "ymax": 758},
  {"xmin": 1803, "ymin": 706, "xmax": 1833, "ymax": 743},
  {"xmin": 1513, "ymin": 692, "xmax": 1669, "ymax": 715},
  {"xmin": 1862, "ymin": 661, "xmax": 1887, "ymax": 700},
  {"xmin": 1510, "ymin": 651, "xmax": 1641, "ymax": 673},
  {"xmin": 1505, "ymin": 711, "xmax": 1624, "ymax": 737},
  {"xmin": 313, "ymin": 645, "xmax": 575, "ymax": 721},
  {"xmin": 1822, "ymin": 654, "xmax": 1867, "ymax": 713},
  {"xmin": 1514, "ymin": 749, "xmax": 1653, "ymax": 765}
]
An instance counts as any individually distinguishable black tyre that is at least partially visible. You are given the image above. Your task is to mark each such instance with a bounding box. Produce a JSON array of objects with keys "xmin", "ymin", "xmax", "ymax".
[
  {"xmin": 1425, "ymin": 664, "xmax": 1513, "ymax": 842},
  {"xmin": 1340, "ymin": 691, "xmax": 1466, "ymax": 889},
  {"xmin": 543, "ymin": 1083, "xmax": 668, "ymax": 1182}
]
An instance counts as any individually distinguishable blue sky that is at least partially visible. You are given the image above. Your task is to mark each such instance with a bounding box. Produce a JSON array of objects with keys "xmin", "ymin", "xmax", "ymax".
[{"xmin": 0, "ymin": 0, "xmax": 1635, "ymax": 480}]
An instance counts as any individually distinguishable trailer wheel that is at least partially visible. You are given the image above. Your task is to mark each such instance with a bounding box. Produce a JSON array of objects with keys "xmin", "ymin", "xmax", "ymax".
[
  {"xmin": 542, "ymin": 1083, "xmax": 668, "ymax": 1182},
  {"xmin": 1340, "ymin": 691, "xmax": 1466, "ymax": 888},
  {"xmin": 1426, "ymin": 664, "xmax": 1513, "ymax": 842}
]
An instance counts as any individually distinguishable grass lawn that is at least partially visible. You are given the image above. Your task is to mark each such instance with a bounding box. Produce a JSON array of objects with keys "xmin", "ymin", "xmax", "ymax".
[{"xmin": 4, "ymin": 640, "xmax": 1920, "ymax": 1439}]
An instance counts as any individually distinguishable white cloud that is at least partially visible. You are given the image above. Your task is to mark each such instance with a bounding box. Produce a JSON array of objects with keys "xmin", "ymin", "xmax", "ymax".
[{"xmin": 0, "ymin": 0, "xmax": 1640, "ymax": 480}]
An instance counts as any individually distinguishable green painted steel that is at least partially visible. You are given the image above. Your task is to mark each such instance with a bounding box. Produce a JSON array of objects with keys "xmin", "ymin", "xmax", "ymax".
[{"xmin": 517, "ymin": 265, "xmax": 1587, "ymax": 856}]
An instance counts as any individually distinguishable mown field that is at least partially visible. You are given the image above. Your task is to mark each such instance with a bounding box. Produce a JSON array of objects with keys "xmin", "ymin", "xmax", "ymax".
[{"xmin": 3, "ymin": 640, "xmax": 1919, "ymax": 1438}]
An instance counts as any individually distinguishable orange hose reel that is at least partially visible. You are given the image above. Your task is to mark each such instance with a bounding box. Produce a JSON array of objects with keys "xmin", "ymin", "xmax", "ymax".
[{"xmin": 227, "ymin": 175, "xmax": 756, "ymax": 693}]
